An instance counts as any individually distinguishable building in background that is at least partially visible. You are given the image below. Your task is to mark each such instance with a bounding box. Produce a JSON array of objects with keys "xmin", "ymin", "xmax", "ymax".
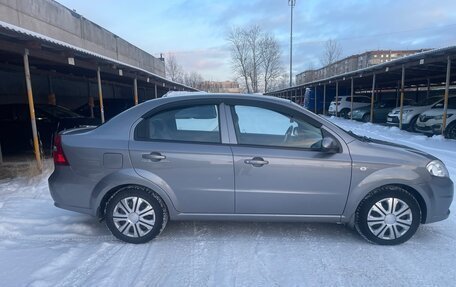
[
  {"xmin": 196, "ymin": 81, "xmax": 241, "ymax": 93},
  {"xmin": 296, "ymin": 49, "xmax": 430, "ymax": 85}
]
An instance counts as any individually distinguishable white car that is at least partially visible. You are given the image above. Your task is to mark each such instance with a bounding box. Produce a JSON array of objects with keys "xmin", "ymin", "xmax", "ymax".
[
  {"xmin": 415, "ymin": 96, "xmax": 456, "ymax": 139},
  {"xmin": 386, "ymin": 96, "xmax": 443, "ymax": 131},
  {"xmin": 328, "ymin": 95, "xmax": 371, "ymax": 118}
]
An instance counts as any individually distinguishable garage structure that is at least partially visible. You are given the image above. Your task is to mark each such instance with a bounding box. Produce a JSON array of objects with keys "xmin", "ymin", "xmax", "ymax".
[
  {"xmin": 266, "ymin": 46, "xmax": 456, "ymax": 133},
  {"xmin": 0, "ymin": 21, "xmax": 196, "ymax": 170}
]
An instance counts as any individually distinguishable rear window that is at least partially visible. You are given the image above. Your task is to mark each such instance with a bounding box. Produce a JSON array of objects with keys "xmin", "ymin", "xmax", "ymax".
[{"xmin": 135, "ymin": 104, "xmax": 220, "ymax": 143}]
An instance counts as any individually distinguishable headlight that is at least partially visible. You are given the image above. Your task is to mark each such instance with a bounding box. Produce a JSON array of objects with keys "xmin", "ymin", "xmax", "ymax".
[
  {"xmin": 426, "ymin": 160, "xmax": 449, "ymax": 178},
  {"xmin": 433, "ymin": 114, "xmax": 453, "ymax": 120}
]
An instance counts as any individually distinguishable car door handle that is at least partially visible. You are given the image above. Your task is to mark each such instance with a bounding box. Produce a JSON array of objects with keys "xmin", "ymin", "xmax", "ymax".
[
  {"xmin": 244, "ymin": 157, "xmax": 269, "ymax": 167},
  {"xmin": 142, "ymin": 152, "xmax": 166, "ymax": 161}
]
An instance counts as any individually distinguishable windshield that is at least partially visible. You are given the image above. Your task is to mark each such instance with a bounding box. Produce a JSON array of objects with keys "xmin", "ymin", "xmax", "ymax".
[
  {"xmin": 411, "ymin": 97, "xmax": 441, "ymax": 106},
  {"xmin": 38, "ymin": 105, "xmax": 83, "ymax": 118}
]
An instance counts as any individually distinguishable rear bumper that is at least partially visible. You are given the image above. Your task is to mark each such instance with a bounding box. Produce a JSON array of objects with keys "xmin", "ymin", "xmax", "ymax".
[{"xmin": 48, "ymin": 166, "xmax": 96, "ymax": 216}]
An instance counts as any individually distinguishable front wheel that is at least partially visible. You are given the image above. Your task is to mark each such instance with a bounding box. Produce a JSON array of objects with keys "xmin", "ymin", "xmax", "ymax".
[
  {"xmin": 105, "ymin": 187, "xmax": 167, "ymax": 244},
  {"xmin": 355, "ymin": 186, "xmax": 421, "ymax": 245},
  {"xmin": 362, "ymin": 113, "xmax": 371, "ymax": 123}
]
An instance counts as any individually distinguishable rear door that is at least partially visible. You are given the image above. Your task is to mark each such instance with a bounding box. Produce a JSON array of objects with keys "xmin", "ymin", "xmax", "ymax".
[
  {"xmin": 228, "ymin": 104, "xmax": 352, "ymax": 215},
  {"xmin": 129, "ymin": 102, "xmax": 234, "ymax": 214}
]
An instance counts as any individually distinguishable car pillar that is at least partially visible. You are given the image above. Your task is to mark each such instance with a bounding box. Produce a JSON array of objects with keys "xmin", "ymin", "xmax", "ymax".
[
  {"xmin": 442, "ymin": 56, "xmax": 451, "ymax": 135},
  {"xmin": 399, "ymin": 65, "xmax": 405, "ymax": 129},
  {"xmin": 97, "ymin": 66, "xmax": 105, "ymax": 124},
  {"xmin": 23, "ymin": 49, "xmax": 42, "ymax": 172},
  {"xmin": 370, "ymin": 74, "xmax": 376, "ymax": 123}
]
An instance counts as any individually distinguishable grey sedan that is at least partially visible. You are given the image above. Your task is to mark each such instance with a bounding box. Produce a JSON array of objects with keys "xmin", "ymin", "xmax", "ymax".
[{"xmin": 48, "ymin": 93, "xmax": 453, "ymax": 245}]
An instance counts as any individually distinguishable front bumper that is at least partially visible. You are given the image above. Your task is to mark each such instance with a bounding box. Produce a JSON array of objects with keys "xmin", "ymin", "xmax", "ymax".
[
  {"xmin": 415, "ymin": 122, "xmax": 442, "ymax": 135},
  {"xmin": 421, "ymin": 176, "xmax": 454, "ymax": 224}
]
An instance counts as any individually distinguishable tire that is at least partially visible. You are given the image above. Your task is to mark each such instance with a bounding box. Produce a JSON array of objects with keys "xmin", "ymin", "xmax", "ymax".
[
  {"xmin": 105, "ymin": 186, "xmax": 167, "ymax": 244},
  {"xmin": 444, "ymin": 122, "xmax": 456, "ymax": 140},
  {"xmin": 362, "ymin": 113, "xmax": 371, "ymax": 123},
  {"xmin": 407, "ymin": 115, "xmax": 419, "ymax": 132},
  {"xmin": 339, "ymin": 108, "xmax": 350, "ymax": 119},
  {"xmin": 355, "ymin": 185, "xmax": 421, "ymax": 245}
]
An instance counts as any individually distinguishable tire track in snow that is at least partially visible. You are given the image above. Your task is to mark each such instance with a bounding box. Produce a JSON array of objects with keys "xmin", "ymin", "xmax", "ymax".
[{"xmin": 52, "ymin": 243, "xmax": 125, "ymax": 287}]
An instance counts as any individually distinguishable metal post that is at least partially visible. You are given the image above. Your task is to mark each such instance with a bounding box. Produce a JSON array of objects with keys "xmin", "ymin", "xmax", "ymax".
[
  {"xmin": 133, "ymin": 77, "xmax": 139, "ymax": 105},
  {"xmin": 323, "ymin": 84, "xmax": 326, "ymax": 116},
  {"xmin": 23, "ymin": 49, "xmax": 42, "ymax": 171},
  {"xmin": 370, "ymin": 74, "xmax": 376, "ymax": 123},
  {"xmin": 97, "ymin": 67, "xmax": 105, "ymax": 124},
  {"xmin": 300, "ymin": 88, "xmax": 303, "ymax": 106},
  {"xmin": 154, "ymin": 84, "xmax": 158, "ymax": 99},
  {"xmin": 335, "ymin": 81, "xmax": 339, "ymax": 117},
  {"xmin": 442, "ymin": 56, "xmax": 451, "ymax": 135},
  {"xmin": 399, "ymin": 66, "xmax": 405, "ymax": 129},
  {"xmin": 288, "ymin": 0, "xmax": 296, "ymax": 87},
  {"xmin": 295, "ymin": 89, "xmax": 298, "ymax": 103},
  {"xmin": 314, "ymin": 86, "xmax": 317, "ymax": 113},
  {"xmin": 396, "ymin": 81, "xmax": 400, "ymax": 107},
  {"xmin": 350, "ymin": 78, "xmax": 354, "ymax": 120}
]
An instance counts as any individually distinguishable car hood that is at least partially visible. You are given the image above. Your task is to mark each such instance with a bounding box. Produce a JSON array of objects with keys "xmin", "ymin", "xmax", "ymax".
[
  {"xmin": 420, "ymin": 108, "xmax": 456, "ymax": 117},
  {"xmin": 348, "ymin": 137, "xmax": 436, "ymax": 166},
  {"xmin": 390, "ymin": 105, "xmax": 431, "ymax": 114}
]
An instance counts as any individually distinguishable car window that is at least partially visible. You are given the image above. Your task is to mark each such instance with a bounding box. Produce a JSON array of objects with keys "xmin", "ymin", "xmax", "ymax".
[
  {"xmin": 135, "ymin": 104, "xmax": 220, "ymax": 143},
  {"xmin": 449, "ymin": 97, "xmax": 456, "ymax": 109},
  {"xmin": 232, "ymin": 105, "xmax": 322, "ymax": 149}
]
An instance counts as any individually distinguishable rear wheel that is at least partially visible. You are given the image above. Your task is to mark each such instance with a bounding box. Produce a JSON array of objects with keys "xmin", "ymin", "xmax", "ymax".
[
  {"xmin": 355, "ymin": 185, "xmax": 421, "ymax": 245},
  {"xmin": 444, "ymin": 122, "xmax": 456, "ymax": 139},
  {"xmin": 105, "ymin": 187, "xmax": 166, "ymax": 244}
]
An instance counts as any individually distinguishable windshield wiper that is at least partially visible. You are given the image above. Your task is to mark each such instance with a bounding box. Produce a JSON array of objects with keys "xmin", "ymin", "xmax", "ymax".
[{"xmin": 346, "ymin": 130, "xmax": 372, "ymax": 142}]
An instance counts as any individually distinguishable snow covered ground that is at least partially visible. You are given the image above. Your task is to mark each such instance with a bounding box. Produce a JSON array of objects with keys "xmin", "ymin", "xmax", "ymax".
[{"xmin": 0, "ymin": 117, "xmax": 456, "ymax": 286}]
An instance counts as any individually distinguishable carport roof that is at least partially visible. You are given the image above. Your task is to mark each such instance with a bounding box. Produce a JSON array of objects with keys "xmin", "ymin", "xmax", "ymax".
[
  {"xmin": 0, "ymin": 20, "xmax": 196, "ymax": 91},
  {"xmin": 268, "ymin": 45, "xmax": 456, "ymax": 93}
]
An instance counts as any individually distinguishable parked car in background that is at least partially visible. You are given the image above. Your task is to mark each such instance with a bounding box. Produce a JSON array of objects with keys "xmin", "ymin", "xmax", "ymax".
[
  {"xmin": 73, "ymin": 98, "xmax": 135, "ymax": 121},
  {"xmin": 0, "ymin": 103, "xmax": 100, "ymax": 154},
  {"xmin": 351, "ymin": 99, "xmax": 414, "ymax": 123},
  {"xmin": 328, "ymin": 95, "xmax": 371, "ymax": 118},
  {"xmin": 415, "ymin": 96, "xmax": 456, "ymax": 139},
  {"xmin": 48, "ymin": 93, "xmax": 453, "ymax": 245},
  {"xmin": 387, "ymin": 97, "xmax": 443, "ymax": 131}
]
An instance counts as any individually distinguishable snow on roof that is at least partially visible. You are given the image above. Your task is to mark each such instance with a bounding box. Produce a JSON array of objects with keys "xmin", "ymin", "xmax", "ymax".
[{"xmin": 0, "ymin": 20, "xmax": 196, "ymax": 91}]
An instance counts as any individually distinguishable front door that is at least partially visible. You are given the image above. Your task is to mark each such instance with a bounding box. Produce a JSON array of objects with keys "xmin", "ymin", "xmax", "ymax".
[{"xmin": 230, "ymin": 104, "xmax": 352, "ymax": 215}]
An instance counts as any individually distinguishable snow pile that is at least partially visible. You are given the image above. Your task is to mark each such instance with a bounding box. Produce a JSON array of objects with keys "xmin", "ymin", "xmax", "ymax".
[{"xmin": 0, "ymin": 121, "xmax": 456, "ymax": 286}]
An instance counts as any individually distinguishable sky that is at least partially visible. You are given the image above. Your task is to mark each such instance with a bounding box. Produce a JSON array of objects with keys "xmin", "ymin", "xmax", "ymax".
[{"xmin": 58, "ymin": 0, "xmax": 456, "ymax": 81}]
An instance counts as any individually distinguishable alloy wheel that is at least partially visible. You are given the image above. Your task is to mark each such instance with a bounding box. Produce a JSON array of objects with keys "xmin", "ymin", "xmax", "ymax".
[{"xmin": 367, "ymin": 198, "xmax": 412, "ymax": 240}]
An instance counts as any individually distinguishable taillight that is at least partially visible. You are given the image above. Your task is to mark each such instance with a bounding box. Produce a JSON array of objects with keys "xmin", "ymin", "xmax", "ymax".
[{"xmin": 53, "ymin": 134, "xmax": 69, "ymax": 165}]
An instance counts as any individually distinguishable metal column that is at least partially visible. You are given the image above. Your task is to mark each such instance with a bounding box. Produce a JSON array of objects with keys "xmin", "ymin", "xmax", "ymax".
[
  {"xmin": 97, "ymin": 67, "xmax": 105, "ymax": 124},
  {"xmin": 323, "ymin": 84, "xmax": 326, "ymax": 116},
  {"xmin": 350, "ymin": 78, "xmax": 354, "ymax": 120},
  {"xmin": 314, "ymin": 86, "xmax": 317, "ymax": 113},
  {"xmin": 23, "ymin": 49, "xmax": 42, "ymax": 171},
  {"xmin": 370, "ymin": 74, "xmax": 376, "ymax": 123},
  {"xmin": 335, "ymin": 81, "xmax": 339, "ymax": 117},
  {"xmin": 133, "ymin": 77, "xmax": 139, "ymax": 105},
  {"xmin": 399, "ymin": 66, "xmax": 405, "ymax": 129},
  {"xmin": 154, "ymin": 84, "xmax": 158, "ymax": 99},
  {"xmin": 442, "ymin": 56, "xmax": 451, "ymax": 135}
]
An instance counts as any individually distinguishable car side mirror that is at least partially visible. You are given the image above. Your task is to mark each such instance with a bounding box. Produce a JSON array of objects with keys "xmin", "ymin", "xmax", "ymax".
[{"xmin": 321, "ymin": 137, "xmax": 339, "ymax": 153}]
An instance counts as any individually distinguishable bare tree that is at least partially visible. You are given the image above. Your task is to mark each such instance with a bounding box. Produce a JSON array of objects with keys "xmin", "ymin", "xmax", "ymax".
[
  {"xmin": 260, "ymin": 35, "xmax": 282, "ymax": 93},
  {"xmin": 183, "ymin": 71, "xmax": 204, "ymax": 88},
  {"xmin": 227, "ymin": 27, "xmax": 252, "ymax": 93},
  {"xmin": 227, "ymin": 25, "xmax": 283, "ymax": 93},
  {"xmin": 165, "ymin": 54, "xmax": 183, "ymax": 82},
  {"xmin": 320, "ymin": 39, "xmax": 342, "ymax": 67}
]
